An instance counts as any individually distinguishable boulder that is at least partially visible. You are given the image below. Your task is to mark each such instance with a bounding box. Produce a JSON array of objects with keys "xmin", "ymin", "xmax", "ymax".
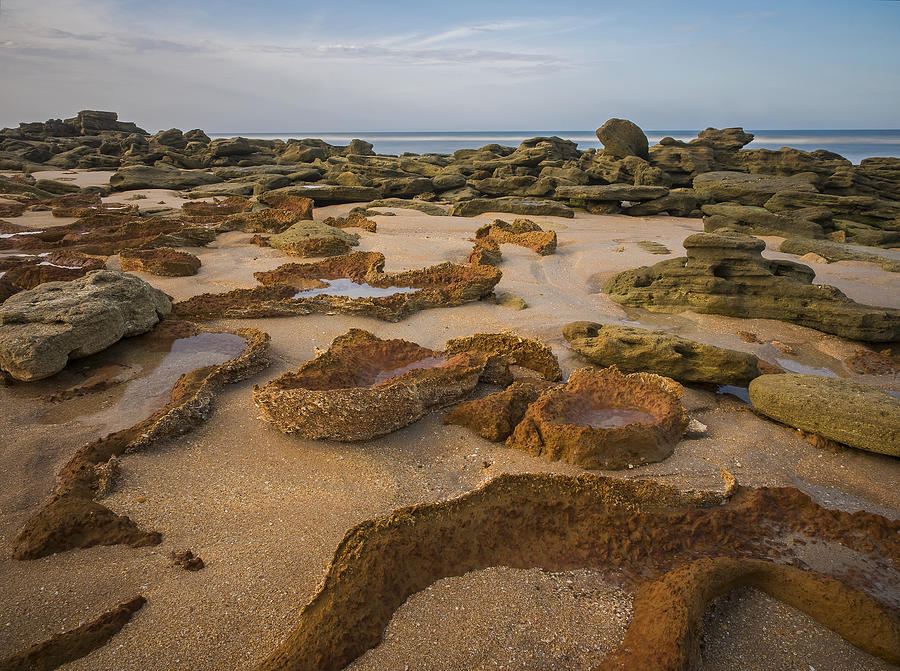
[
  {"xmin": 701, "ymin": 203, "xmax": 825, "ymax": 238},
  {"xmin": 260, "ymin": 184, "xmax": 382, "ymax": 205},
  {"xmin": 450, "ymin": 197, "xmax": 574, "ymax": 218},
  {"xmin": 748, "ymin": 374, "xmax": 899, "ymax": 457},
  {"xmin": 109, "ymin": 165, "xmax": 223, "ymax": 191},
  {"xmin": 693, "ymin": 171, "xmax": 818, "ymax": 206},
  {"xmin": 563, "ymin": 321, "xmax": 760, "ymax": 386},
  {"xmin": 209, "ymin": 137, "xmax": 254, "ymax": 157},
  {"xmin": 596, "ymin": 119, "xmax": 649, "ymax": 159},
  {"xmin": 556, "ymin": 184, "xmax": 669, "ymax": 202},
  {"xmin": 0, "ymin": 270, "xmax": 171, "ymax": 380},
  {"xmin": 602, "ymin": 231, "xmax": 900, "ymax": 342},
  {"xmin": 150, "ymin": 128, "xmax": 187, "ymax": 149},
  {"xmin": 267, "ymin": 221, "xmax": 360, "ymax": 257},
  {"xmin": 119, "ymin": 247, "xmax": 202, "ymax": 276},
  {"xmin": 693, "ymin": 127, "xmax": 754, "ymax": 150}
]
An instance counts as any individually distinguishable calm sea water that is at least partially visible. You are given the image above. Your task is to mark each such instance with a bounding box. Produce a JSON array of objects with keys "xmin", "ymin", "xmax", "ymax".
[{"xmin": 207, "ymin": 129, "xmax": 900, "ymax": 165}]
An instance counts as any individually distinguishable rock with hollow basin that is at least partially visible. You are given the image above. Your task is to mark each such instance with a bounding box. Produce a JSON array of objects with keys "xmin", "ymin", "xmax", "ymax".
[
  {"xmin": 253, "ymin": 329, "xmax": 487, "ymax": 440},
  {"xmin": 506, "ymin": 366, "xmax": 688, "ymax": 470}
]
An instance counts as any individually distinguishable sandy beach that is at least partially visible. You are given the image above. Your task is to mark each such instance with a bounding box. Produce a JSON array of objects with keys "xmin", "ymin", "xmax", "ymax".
[{"xmin": 0, "ymin": 168, "xmax": 898, "ymax": 670}]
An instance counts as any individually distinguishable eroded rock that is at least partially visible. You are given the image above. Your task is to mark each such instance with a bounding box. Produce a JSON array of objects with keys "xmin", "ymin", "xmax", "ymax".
[
  {"xmin": 119, "ymin": 247, "xmax": 202, "ymax": 276},
  {"xmin": 506, "ymin": 367, "xmax": 688, "ymax": 469},
  {"xmin": 474, "ymin": 218, "xmax": 557, "ymax": 256},
  {"xmin": 748, "ymin": 374, "xmax": 900, "ymax": 457},
  {"xmin": 253, "ymin": 329, "xmax": 487, "ymax": 441},
  {"xmin": 563, "ymin": 321, "xmax": 761, "ymax": 386},
  {"xmin": 0, "ymin": 270, "xmax": 172, "ymax": 380},
  {"xmin": 602, "ymin": 231, "xmax": 900, "ymax": 342},
  {"xmin": 268, "ymin": 221, "xmax": 360, "ymax": 257}
]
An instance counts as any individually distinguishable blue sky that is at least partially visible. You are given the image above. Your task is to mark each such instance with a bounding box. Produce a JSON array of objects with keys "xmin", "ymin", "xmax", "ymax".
[{"xmin": 0, "ymin": 0, "xmax": 898, "ymax": 132}]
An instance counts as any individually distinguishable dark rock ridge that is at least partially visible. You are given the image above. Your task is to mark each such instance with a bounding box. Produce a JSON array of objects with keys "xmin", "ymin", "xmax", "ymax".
[
  {"xmin": 602, "ymin": 231, "xmax": 900, "ymax": 342},
  {"xmin": 2, "ymin": 113, "xmax": 898, "ymax": 245}
]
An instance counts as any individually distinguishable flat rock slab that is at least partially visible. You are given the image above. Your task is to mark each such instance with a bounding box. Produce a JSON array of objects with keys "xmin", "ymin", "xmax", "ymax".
[
  {"xmin": 556, "ymin": 184, "xmax": 669, "ymax": 202},
  {"xmin": 261, "ymin": 184, "xmax": 382, "ymax": 205},
  {"xmin": 563, "ymin": 321, "xmax": 760, "ymax": 386},
  {"xmin": 779, "ymin": 237, "xmax": 900, "ymax": 273},
  {"xmin": 450, "ymin": 197, "xmax": 574, "ymax": 218},
  {"xmin": 748, "ymin": 374, "xmax": 900, "ymax": 457},
  {"xmin": 109, "ymin": 165, "xmax": 222, "ymax": 191},
  {"xmin": 693, "ymin": 171, "xmax": 818, "ymax": 206},
  {"xmin": 0, "ymin": 270, "xmax": 172, "ymax": 381}
]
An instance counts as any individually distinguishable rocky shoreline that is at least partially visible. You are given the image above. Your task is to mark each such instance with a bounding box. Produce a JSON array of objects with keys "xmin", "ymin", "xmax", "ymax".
[{"xmin": 0, "ymin": 110, "xmax": 898, "ymax": 671}]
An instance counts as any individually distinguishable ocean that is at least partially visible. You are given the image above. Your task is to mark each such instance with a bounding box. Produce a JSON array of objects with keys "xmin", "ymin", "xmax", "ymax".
[{"xmin": 206, "ymin": 129, "xmax": 900, "ymax": 166}]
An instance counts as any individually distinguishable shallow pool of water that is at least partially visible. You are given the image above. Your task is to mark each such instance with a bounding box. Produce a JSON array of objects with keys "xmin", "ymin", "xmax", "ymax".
[
  {"xmin": 567, "ymin": 407, "xmax": 657, "ymax": 429},
  {"xmin": 716, "ymin": 385, "xmax": 751, "ymax": 404},
  {"xmin": 370, "ymin": 356, "xmax": 447, "ymax": 386},
  {"xmin": 78, "ymin": 332, "xmax": 247, "ymax": 435},
  {"xmin": 293, "ymin": 278, "xmax": 419, "ymax": 299}
]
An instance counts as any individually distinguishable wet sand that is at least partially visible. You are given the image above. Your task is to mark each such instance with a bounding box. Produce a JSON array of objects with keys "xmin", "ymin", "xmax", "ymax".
[{"xmin": 1, "ymin": 178, "xmax": 899, "ymax": 670}]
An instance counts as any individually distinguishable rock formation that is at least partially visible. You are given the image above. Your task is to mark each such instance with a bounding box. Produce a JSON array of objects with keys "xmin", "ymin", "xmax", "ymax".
[
  {"xmin": 563, "ymin": 321, "xmax": 761, "ymax": 386},
  {"xmin": 174, "ymin": 252, "xmax": 502, "ymax": 322},
  {"xmin": 0, "ymin": 270, "xmax": 172, "ymax": 380},
  {"xmin": 748, "ymin": 374, "xmax": 900, "ymax": 457},
  {"xmin": 474, "ymin": 218, "xmax": 557, "ymax": 255},
  {"xmin": 602, "ymin": 231, "xmax": 900, "ymax": 342},
  {"xmin": 118, "ymin": 247, "xmax": 202, "ymax": 276},
  {"xmin": 253, "ymin": 329, "xmax": 488, "ymax": 441},
  {"xmin": 267, "ymin": 221, "xmax": 360, "ymax": 257},
  {"xmin": 506, "ymin": 367, "xmax": 688, "ymax": 470}
]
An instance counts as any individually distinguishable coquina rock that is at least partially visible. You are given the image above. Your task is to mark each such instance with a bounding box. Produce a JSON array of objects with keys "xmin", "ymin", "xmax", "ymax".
[
  {"xmin": 693, "ymin": 171, "xmax": 818, "ymax": 206},
  {"xmin": 602, "ymin": 231, "xmax": 900, "ymax": 342},
  {"xmin": 764, "ymin": 191, "xmax": 900, "ymax": 228},
  {"xmin": 556, "ymin": 184, "xmax": 669, "ymax": 202},
  {"xmin": 119, "ymin": 247, "xmax": 202, "ymax": 276},
  {"xmin": 253, "ymin": 329, "xmax": 487, "ymax": 441},
  {"xmin": 474, "ymin": 218, "xmax": 557, "ymax": 256},
  {"xmin": 0, "ymin": 270, "xmax": 172, "ymax": 380},
  {"xmin": 563, "ymin": 321, "xmax": 761, "ymax": 386},
  {"xmin": 506, "ymin": 366, "xmax": 688, "ymax": 470},
  {"xmin": 109, "ymin": 165, "xmax": 223, "ymax": 191},
  {"xmin": 748, "ymin": 374, "xmax": 900, "ymax": 457},
  {"xmin": 450, "ymin": 197, "xmax": 575, "ymax": 218},
  {"xmin": 701, "ymin": 203, "xmax": 826, "ymax": 238},
  {"xmin": 267, "ymin": 221, "xmax": 360, "ymax": 257},
  {"xmin": 779, "ymin": 238, "xmax": 900, "ymax": 273},
  {"xmin": 259, "ymin": 184, "xmax": 382, "ymax": 205}
]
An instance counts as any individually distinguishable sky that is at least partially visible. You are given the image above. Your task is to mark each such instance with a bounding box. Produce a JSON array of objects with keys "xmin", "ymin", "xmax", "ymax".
[{"xmin": 0, "ymin": 0, "xmax": 898, "ymax": 133}]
